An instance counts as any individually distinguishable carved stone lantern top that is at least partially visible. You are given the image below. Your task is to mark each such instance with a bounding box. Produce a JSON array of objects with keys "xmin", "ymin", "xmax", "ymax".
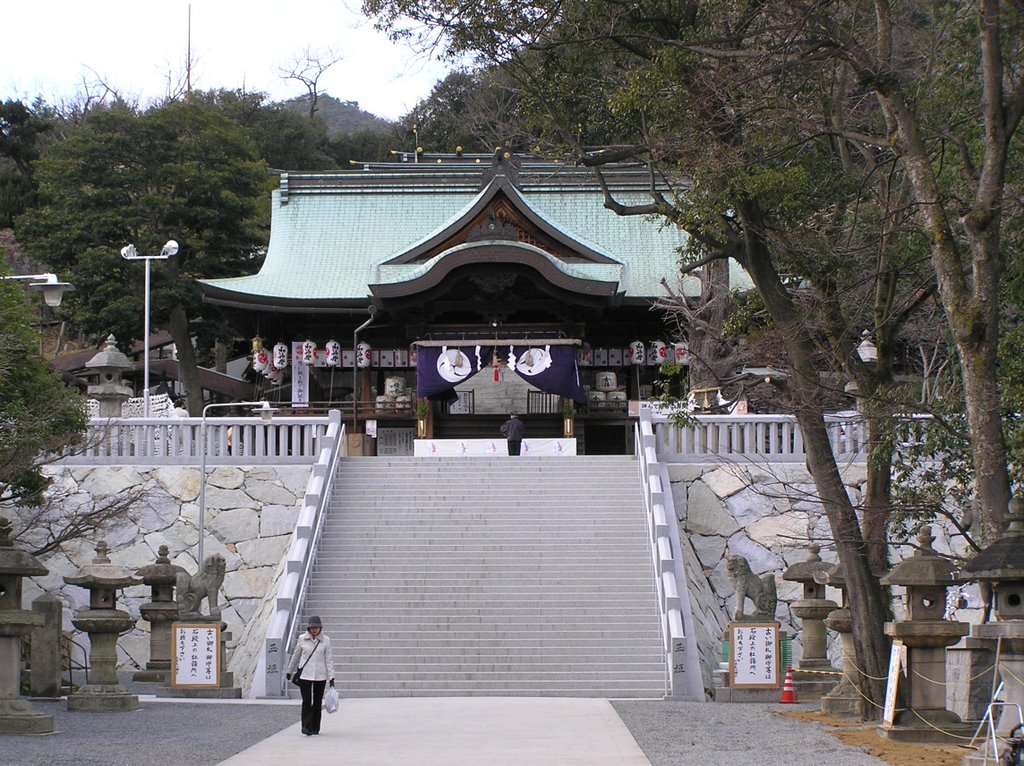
[
  {"xmin": 960, "ymin": 498, "xmax": 1024, "ymax": 582},
  {"xmin": 135, "ymin": 545, "xmax": 186, "ymax": 586},
  {"xmin": 783, "ymin": 544, "xmax": 833, "ymax": 599},
  {"xmin": 0, "ymin": 517, "xmax": 47, "ymax": 578},
  {"xmin": 881, "ymin": 527, "xmax": 957, "ymax": 588},
  {"xmin": 0, "ymin": 517, "xmax": 47, "ymax": 612},
  {"xmin": 64, "ymin": 541, "xmax": 141, "ymax": 591},
  {"xmin": 85, "ymin": 335, "xmax": 133, "ymax": 378},
  {"xmin": 882, "ymin": 527, "xmax": 958, "ymax": 624}
]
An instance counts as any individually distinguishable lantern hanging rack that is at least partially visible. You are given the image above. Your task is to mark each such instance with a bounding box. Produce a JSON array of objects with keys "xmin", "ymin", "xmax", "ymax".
[{"xmin": 413, "ymin": 338, "xmax": 581, "ymax": 347}]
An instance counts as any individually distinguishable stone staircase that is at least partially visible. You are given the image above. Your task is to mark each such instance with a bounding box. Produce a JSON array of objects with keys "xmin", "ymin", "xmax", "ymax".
[{"xmin": 301, "ymin": 455, "xmax": 669, "ymax": 697}]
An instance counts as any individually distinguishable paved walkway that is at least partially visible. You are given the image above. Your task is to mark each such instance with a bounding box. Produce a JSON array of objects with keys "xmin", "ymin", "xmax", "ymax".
[{"xmin": 218, "ymin": 697, "xmax": 651, "ymax": 766}]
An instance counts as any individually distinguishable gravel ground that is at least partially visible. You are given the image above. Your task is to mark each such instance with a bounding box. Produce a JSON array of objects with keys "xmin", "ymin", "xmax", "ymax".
[
  {"xmin": 612, "ymin": 699, "xmax": 887, "ymax": 766},
  {"xmin": 3, "ymin": 697, "xmax": 887, "ymax": 766}
]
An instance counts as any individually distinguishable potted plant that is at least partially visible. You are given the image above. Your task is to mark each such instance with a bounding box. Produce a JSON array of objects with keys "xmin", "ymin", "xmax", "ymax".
[{"xmin": 415, "ymin": 398, "xmax": 430, "ymax": 438}]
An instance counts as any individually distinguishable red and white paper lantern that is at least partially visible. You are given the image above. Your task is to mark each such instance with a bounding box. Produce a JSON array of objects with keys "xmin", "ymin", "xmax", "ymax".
[
  {"xmin": 356, "ymin": 341, "xmax": 372, "ymax": 368},
  {"xmin": 301, "ymin": 340, "xmax": 318, "ymax": 365},
  {"xmin": 252, "ymin": 349, "xmax": 271, "ymax": 374},
  {"xmin": 628, "ymin": 340, "xmax": 645, "ymax": 365},
  {"xmin": 273, "ymin": 342, "xmax": 289, "ymax": 369},
  {"xmin": 324, "ymin": 340, "xmax": 342, "ymax": 367}
]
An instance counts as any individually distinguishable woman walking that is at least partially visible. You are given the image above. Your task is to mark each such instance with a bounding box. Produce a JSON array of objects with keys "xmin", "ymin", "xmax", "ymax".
[{"xmin": 286, "ymin": 615, "xmax": 335, "ymax": 735}]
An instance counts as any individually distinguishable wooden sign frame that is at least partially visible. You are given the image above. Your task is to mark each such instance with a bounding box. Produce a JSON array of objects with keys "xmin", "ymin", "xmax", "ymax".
[
  {"xmin": 883, "ymin": 639, "xmax": 906, "ymax": 727},
  {"xmin": 728, "ymin": 622, "xmax": 781, "ymax": 689},
  {"xmin": 170, "ymin": 622, "xmax": 221, "ymax": 688}
]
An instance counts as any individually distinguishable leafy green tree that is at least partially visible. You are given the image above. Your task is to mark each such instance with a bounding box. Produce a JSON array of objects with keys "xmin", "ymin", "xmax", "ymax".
[
  {"xmin": 0, "ymin": 100, "xmax": 53, "ymax": 227},
  {"xmin": 0, "ymin": 265, "xmax": 86, "ymax": 504},
  {"xmin": 15, "ymin": 101, "xmax": 267, "ymax": 414}
]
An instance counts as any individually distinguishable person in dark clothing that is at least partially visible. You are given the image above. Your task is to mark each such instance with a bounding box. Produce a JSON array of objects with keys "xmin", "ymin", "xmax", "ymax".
[
  {"xmin": 500, "ymin": 412, "xmax": 525, "ymax": 455},
  {"xmin": 286, "ymin": 615, "xmax": 334, "ymax": 736}
]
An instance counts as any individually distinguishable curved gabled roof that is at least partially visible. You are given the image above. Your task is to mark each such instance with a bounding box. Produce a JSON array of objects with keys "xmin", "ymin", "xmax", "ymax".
[
  {"xmin": 199, "ymin": 160, "xmax": 728, "ymax": 311},
  {"xmin": 370, "ymin": 241, "xmax": 622, "ymax": 300}
]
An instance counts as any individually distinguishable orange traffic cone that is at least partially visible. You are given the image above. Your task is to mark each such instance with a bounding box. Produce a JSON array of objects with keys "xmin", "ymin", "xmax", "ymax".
[{"xmin": 780, "ymin": 666, "xmax": 797, "ymax": 703}]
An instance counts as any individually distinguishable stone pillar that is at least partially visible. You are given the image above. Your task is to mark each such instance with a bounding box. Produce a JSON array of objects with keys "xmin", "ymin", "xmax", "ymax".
[
  {"xmin": 879, "ymin": 527, "xmax": 969, "ymax": 743},
  {"xmin": 29, "ymin": 593, "xmax": 63, "ymax": 698},
  {"xmin": 0, "ymin": 517, "xmax": 53, "ymax": 734},
  {"xmin": 63, "ymin": 542, "xmax": 141, "ymax": 712}
]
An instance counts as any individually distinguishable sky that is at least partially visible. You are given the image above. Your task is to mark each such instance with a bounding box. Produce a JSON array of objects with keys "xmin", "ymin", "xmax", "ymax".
[{"xmin": 2, "ymin": 0, "xmax": 450, "ymax": 121}]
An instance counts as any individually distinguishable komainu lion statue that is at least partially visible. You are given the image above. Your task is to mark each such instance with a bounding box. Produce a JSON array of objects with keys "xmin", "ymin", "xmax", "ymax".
[
  {"xmin": 726, "ymin": 554, "xmax": 778, "ymax": 621},
  {"xmin": 176, "ymin": 554, "xmax": 227, "ymax": 620}
]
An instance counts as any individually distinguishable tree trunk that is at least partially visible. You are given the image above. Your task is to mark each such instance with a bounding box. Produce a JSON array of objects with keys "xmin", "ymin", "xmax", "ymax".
[
  {"xmin": 167, "ymin": 306, "xmax": 203, "ymax": 416},
  {"xmin": 738, "ymin": 198, "xmax": 890, "ymax": 715},
  {"xmin": 877, "ymin": 89, "xmax": 1010, "ymax": 538},
  {"xmin": 687, "ymin": 260, "xmax": 731, "ymax": 393}
]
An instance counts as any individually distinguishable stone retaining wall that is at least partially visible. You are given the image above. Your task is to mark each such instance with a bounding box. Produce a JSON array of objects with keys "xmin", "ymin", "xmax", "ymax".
[{"xmin": 13, "ymin": 464, "xmax": 310, "ymax": 694}]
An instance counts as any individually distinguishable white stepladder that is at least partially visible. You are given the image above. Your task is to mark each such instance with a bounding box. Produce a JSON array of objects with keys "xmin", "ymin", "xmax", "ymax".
[{"xmin": 968, "ymin": 682, "xmax": 1024, "ymax": 765}]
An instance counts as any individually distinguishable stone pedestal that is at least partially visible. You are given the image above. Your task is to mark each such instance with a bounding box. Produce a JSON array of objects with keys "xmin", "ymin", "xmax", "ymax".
[
  {"xmin": 66, "ymin": 609, "xmax": 139, "ymax": 711},
  {"xmin": 947, "ymin": 638, "xmax": 995, "ymax": 723},
  {"xmin": 791, "ymin": 598, "xmax": 841, "ymax": 699},
  {"xmin": 880, "ymin": 620, "xmax": 971, "ymax": 742},
  {"xmin": 0, "ymin": 516, "xmax": 53, "ymax": 734},
  {"xmin": 155, "ymin": 619, "xmax": 242, "ymax": 699},
  {"xmin": 820, "ymin": 607, "xmax": 861, "ymax": 717},
  {"xmin": 0, "ymin": 611, "xmax": 53, "ymax": 734}
]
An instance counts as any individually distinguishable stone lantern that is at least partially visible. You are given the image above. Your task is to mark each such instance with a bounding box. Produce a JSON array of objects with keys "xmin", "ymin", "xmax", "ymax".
[
  {"xmin": 782, "ymin": 545, "xmax": 839, "ymax": 698},
  {"xmin": 820, "ymin": 562, "xmax": 861, "ymax": 717},
  {"xmin": 63, "ymin": 541, "xmax": 142, "ymax": 711},
  {"xmin": 960, "ymin": 499, "xmax": 1024, "ymax": 763},
  {"xmin": 879, "ymin": 526, "xmax": 968, "ymax": 741},
  {"xmin": 85, "ymin": 335, "xmax": 134, "ymax": 418},
  {"xmin": 0, "ymin": 518, "xmax": 53, "ymax": 734},
  {"xmin": 132, "ymin": 545, "xmax": 185, "ymax": 683},
  {"xmin": 783, "ymin": 545, "xmax": 839, "ymax": 671}
]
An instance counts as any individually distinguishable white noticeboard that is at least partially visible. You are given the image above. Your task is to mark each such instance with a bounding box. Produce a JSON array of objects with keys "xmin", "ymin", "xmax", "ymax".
[
  {"xmin": 883, "ymin": 639, "xmax": 906, "ymax": 727},
  {"xmin": 171, "ymin": 622, "xmax": 220, "ymax": 688},
  {"xmin": 729, "ymin": 623, "xmax": 780, "ymax": 688}
]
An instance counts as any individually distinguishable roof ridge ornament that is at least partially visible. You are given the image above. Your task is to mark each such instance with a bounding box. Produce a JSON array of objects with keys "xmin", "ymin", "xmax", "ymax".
[{"xmin": 482, "ymin": 146, "xmax": 520, "ymax": 188}]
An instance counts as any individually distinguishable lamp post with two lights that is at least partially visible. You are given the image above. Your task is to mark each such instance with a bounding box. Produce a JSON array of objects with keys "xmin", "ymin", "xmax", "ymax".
[{"xmin": 120, "ymin": 240, "xmax": 178, "ymax": 417}]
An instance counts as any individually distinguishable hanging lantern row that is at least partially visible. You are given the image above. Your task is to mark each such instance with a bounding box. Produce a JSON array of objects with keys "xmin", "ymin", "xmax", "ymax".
[
  {"xmin": 580, "ymin": 341, "xmax": 689, "ymax": 367},
  {"xmin": 252, "ymin": 339, "xmax": 379, "ymax": 375}
]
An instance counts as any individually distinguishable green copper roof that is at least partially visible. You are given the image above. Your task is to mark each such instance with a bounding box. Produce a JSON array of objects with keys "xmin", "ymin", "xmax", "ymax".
[{"xmin": 200, "ymin": 162, "xmax": 746, "ymax": 304}]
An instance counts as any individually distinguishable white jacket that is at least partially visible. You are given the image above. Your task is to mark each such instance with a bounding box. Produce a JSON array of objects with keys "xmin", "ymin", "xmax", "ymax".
[{"xmin": 287, "ymin": 631, "xmax": 334, "ymax": 681}]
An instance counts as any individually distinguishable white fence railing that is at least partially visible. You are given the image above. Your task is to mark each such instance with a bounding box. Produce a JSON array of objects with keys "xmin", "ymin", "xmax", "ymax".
[
  {"xmin": 651, "ymin": 413, "xmax": 869, "ymax": 463},
  {"xmin": 635, "ymin": 411, "xmax": 705, "ymax": 700},
  {"xmin": 62, "ymin": 416, "xmax": 334, "ymax": 465}
]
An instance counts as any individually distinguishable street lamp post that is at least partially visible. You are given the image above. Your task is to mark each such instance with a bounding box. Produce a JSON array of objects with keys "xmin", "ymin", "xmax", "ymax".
[
  {"xmin": 0, "ymin": 272, "xmax": 75, "ymax": 307},
  {"xmin": 196, "ymin": 401, "xmax": 275, "ymax": 566},
  {"xmin": 120, "ymin": 240, "xmax": 178, "ymax": 418}
]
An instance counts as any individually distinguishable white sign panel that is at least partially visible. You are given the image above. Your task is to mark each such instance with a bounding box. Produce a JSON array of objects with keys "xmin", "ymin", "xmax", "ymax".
[
  {"xmin": 291, "ymin": 342, "xmax": 309, "ymax": 408},
  {"xmin": 729, "ymin": 623, "xmax": 780, "ymax": 688},
  {"xmin": 883, "ymin": 640, "xmax": 906, "ymax": 727},
  {"xmin": 171, "ymin": 623, "xmax": 220, "ymax": 688}
]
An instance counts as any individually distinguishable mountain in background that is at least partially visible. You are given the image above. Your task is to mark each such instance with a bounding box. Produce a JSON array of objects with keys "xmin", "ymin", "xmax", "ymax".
[{"xmin": 279, "ymin": 94, "xmax": 396, "ymax": 136}]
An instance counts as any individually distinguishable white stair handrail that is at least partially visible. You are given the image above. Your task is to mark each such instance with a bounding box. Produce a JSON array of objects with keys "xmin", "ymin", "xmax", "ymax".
[
  {"xmin": 636, "ymin": 409, "xmax": 705, "ymax": 700},
  {"xmin": 258, "ymin": 410, "xmax": 344, "ymax": 697}
]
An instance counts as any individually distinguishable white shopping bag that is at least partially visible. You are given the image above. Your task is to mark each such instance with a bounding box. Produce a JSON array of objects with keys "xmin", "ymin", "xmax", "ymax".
[{"xmin": 324, "ymin": 685, "xmax": 339, "ymax": 714}]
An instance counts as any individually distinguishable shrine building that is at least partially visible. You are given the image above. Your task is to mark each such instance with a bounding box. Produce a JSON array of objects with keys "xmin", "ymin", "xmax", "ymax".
[{"xmin": 199, "ymin": 150, "xmax": 745, "ymax": 455}]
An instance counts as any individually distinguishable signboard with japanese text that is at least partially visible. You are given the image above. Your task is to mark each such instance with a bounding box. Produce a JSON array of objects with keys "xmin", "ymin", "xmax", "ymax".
[
  {"xmin": 883, "ymin": 640, "xmax": 906, "ymax": 727},
  {"xmin": 729, "ymin": 622, "xmax": 780, "ymax": 688},
  {"xmin": 171, "ymin": 623, "xmax": 220, "ymax": 688}
]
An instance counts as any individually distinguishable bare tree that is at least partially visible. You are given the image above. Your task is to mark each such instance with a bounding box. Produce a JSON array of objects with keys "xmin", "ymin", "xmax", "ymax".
[{"xmin": 279, "ymin": 48, "xmax": 343, "ymax": 119}]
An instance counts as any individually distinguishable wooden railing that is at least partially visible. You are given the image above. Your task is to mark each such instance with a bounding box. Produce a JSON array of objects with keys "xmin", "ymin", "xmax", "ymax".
[
  {"xmin": 61, "ymin": 415, "xmax": 335, "ymax": 465},
  {"xmin": 651, "ymin": 412, "xmax": 869, "ymax": 463}
]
